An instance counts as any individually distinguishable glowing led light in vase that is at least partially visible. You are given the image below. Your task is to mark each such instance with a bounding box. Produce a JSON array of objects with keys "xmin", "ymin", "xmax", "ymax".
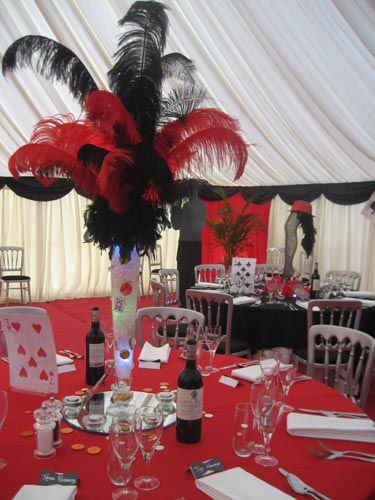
[{"xmin": 110, "ymin": 246, "xmax": 140, "ymax": 382}]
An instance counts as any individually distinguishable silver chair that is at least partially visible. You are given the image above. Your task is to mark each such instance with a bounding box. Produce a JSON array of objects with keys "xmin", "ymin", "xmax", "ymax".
[
  {"xmin": 159, "ymin": 268, "xmax": 180, "ymax": 306},
  {"xmin": 0, "ymin": 246, "xmax": 31, "ymax": 305},
  {"xmin": 185, "ymin": 289, "xmax": 250, "ymax": 357},
  {"xmin": 307, "ymin": 324, "xmax": 375, "ymax": 409},
  {"xmin": 325, "ymin": 270, "xmax": 362, "ymax": 291},
  {"xmin": 255, "ymin": 263, "xmax": 283, "ymax": 277},
  {"xmin": 194, "ymin": 264, "xmax": 225, "ymax": 284},
  {"xmin": 136, "ymin": 306, "xmax": 205, "ymax": 348},
  {"xmin": 138, "ymin": 255, "xmax": 145, "ymax": 296},
  {"xmin": 266, "ymin": 247, "xmax": 285, "ymax": 267},
  {"xmin": 147, "ymin": 244, "xmax": 162, "ymax": 293},
  {"xmin": 149, "ymin": 279, "xmax": 167, "ymax": 307}
]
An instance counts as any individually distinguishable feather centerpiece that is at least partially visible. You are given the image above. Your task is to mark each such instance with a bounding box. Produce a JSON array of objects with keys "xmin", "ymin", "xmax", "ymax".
[{"xmin": 2, "ymin": 0, "xmax": 249, "ymax": 260}]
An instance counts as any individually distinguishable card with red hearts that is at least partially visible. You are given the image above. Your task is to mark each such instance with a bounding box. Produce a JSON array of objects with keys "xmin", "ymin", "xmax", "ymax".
[{"xmin": 2, "ymin": 313, "xmax": 58, "ymax": 394}]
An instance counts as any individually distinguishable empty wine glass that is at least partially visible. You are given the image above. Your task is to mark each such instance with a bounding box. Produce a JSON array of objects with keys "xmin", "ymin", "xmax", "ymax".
[
  {"xmin": 203, "ymin": 326, "xmax": 224, "ymax": 372},
  {"xmin": 0, "ymin": 390, "xmax": 8, "ymax": 469},
  {"xmin": 278, "ymin": 353, "xmax": 299, "ymax": 412},
  {"xmin": 133, "ymin": 406, "xmax": 163, "ymax": 491},
  {"xmin": 266, "ymin": 279, "xmax": 277, "ymax": 303},
  {"xmin": 102, "ymin": 322, "xmax": 115, "ymax": 369},
  {"xmin": 254, "ymin": 385, "xmax": 284, "ymax": 467},
  {"xmin": 259, "ymin": 350, "xmax": 279, "ymax": 388},
  {"xmin": 109, "ymin": 405, "xmax": 139, "ymax": 500},
  {"xmin": 250, "ymin": 379, "xmax": 268, "ymax": 454}
]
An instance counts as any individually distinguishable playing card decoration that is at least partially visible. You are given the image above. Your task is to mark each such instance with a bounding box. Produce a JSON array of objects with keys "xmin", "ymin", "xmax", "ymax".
[
  {"xmin": 230, "ymin": 257, "xmax": 256, "ymax": 295},
  {"xmin": 0, "ymin": 312, "xmax": 58, "ymax": 394}
]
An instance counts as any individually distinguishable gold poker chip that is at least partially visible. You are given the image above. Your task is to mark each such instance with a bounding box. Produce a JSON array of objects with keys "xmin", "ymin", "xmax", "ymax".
[
  {"xmin": 155, "ymin": 444, "xmax": 165, "ymax": 451},
  {"xmin": 60, "ymin": 427, "xmax": 74, "ymax": 434},
  {"xmin": 71, "ymin": 443, "xmax": 85, "ymax": 450},
  {"xmin": 142, "ymin": 387, "xmax": 153, "ymax": 393},
  {"xmin": 74, "ymin": 390, "xmax": 86, "ymax": 396},
  {"xmin": 160, "ymin": 382, "xmax": 169, "ymax": 386},
  {"xmin": 120, "ymin": 349, "xmax": 130, "ymax": 360},
  {"xmin": 87, "ymin": 446, "xmax": 101, "ymax": 455},
  {"xmin": 236, "ymin": 432, "xmax": 243, "ymax": 437},
  {"xmin": 20, "ymin": 430, "xmax": 34, "ymax": 437},
  {"xmin": 24, "ymin": 410, "xmax": 33, "ymax": 415},
  {"xmin": 204, "ymin": 413, "xmax": 214, "ymax": 419}
]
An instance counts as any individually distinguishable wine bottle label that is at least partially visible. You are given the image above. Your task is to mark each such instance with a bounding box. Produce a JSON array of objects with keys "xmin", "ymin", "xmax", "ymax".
[
  {"xmin": 88, "ymin": 343, "xmax": 104, "ymax": 367},
  {"xmin": 177, "ymin": 387, "xmax": 203, "ymax": 420},
  {"xmin": 312, "ymin": 278, "xmax": 320, "ymax": 291}
]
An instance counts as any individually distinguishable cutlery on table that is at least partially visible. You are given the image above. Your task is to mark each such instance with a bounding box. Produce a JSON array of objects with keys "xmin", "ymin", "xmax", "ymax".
[
  {"xmin": 309, "ymin": 446, "xmax": 375, "ymax": 463},
  {"xmin": 291, "ymin": 375, "xmax": 312, "ymax": 385},
  {"xmin": 218, "ymin": 360, "xmax": 258, "ymax": 371},
  {"xmin": 298, "ymin": 408, "xmax": 369, "ymax": 419},
  {"xmin": 279, "ymin": 468, "xmax": 331, "ymax": 500},
  {"xmin": 59, "ymin": 349, "xmax": 84, "ymax": 359},
  {"xmin": 316, "ymin": 441, "xmax": 375, "ymax": 459}
]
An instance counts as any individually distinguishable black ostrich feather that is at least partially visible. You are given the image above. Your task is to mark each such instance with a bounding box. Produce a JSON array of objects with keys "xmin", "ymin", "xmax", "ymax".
[
  {"xmin": 108, "ymin": 1, "xmax": 169, "ymax": 137},
  {"xmin": 161, "ymin": 53, "xmax": 196, "ymax": 82},
  {"xmin": 159, "ymin": 81, "xmax": 208, "ymax": 123},
  {"xmin": 297, "ymin": 212, "xmax": 316, "ymax": 257},
  {"xmin": 2, "ymin": 36, "xmax": 97, "ymax": 105}
]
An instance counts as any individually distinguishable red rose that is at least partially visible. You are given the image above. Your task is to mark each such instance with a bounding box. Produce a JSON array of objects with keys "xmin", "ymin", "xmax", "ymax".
[{"xmin": 120, "ymin": 282, "xmax": 133, "ymax": 296}]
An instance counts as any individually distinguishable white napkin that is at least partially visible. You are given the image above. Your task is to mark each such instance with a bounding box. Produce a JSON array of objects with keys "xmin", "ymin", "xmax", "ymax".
[
  {"xmin": 295, "ymin": 300, "xmax": 320, "ymax": 311},
  {"xmin": 195, "ymin": 467, "xmax": 294, "ymax": 500},
  {"xmin": 13, "ymin": 484, "xmax": 77, "ymax": 500},
  {"xmin": 139, "ymin": 341, "xmax": 171, "ymax": 363},
  {"xmin": 233, "ymin": 296, "xmax": 258, "ymax": 305},
  {"xmin": 231, "ymin": 358, "xmax": 280, "ymax": 382},
  {"xmin": 343, "ymin": 291, "xmax": 375, "ymax": 300},
  {"xmin": 195, "ymin": 282, "xmax": 223, "ymax": 289},
  {"xmin": 287, "ymin": 412, "xmax": 375, "ymax": 443},
  {"xmin": 341, "ymin": 297, "xmax": 375, "ymax": 308},
  {"xmin": 55, "ymin": 354, "xmax": 74, "ymax": 366}
]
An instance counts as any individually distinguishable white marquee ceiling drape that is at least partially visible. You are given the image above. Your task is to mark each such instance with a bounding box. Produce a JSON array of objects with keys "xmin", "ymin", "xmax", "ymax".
[{"xmin": 0, "ymin": 0, "xmax": 374, "ymax": 185}]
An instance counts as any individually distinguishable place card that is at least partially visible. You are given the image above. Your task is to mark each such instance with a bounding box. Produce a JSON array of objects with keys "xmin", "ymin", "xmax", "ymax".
[
  {"xmin": 139, "ymin": 360, "xmax": 161, "ymax": 369},
  {"xmin": 190, "ymin": 457, "xmax": 224, "ymax": 479},
  {"xmin": 58, "ymin": 364, "xmax": 76, "ymax": 374},
  {"xmin": 40, "ymin": 468, "xmax": 79, "ymax": 486},
  {"xmin": 219, "ymin": 375, "xmax": 239, "ymax": 388}
]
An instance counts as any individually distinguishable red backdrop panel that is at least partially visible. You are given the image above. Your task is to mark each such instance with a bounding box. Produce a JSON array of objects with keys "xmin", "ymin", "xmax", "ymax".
[{"xmin": 201, "ymin": 192, "xmax": 271, "ymax": 265}]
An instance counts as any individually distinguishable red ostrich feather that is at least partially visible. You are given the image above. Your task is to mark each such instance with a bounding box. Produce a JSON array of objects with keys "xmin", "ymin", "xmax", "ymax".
[
  {"xmin": 9, "ymin": 143, "xmax": 100, "ymax": 196},
  {"xmin": 85, "ymin": 90, "xmax": 142, "ymax": 146},
  {"xmin": 97, "ymin": 149, "xmax": 135, "ymax": 214}
]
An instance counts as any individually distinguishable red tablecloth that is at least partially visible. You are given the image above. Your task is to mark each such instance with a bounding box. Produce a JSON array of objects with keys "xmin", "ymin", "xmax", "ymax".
[{"xmin": 1, "ymin": 348, "xmax": 374, "ymax": 499}]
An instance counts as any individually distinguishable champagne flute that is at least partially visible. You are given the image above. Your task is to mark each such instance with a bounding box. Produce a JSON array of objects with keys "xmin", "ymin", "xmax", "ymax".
[
  {"xmin": 133, "ymin": 406, "xmax": 163, "ymax": 491},
  {"xmin": 259, "ymin": 350, "xmax": 279, "ymax": 388},
  {"xmin": 278, "ymin": 353, "xmax": 298, "ymax": 412},
  {"xmin": 204, "ymin": 326, "xmax": 224, "ymax": 372},
  {"xmin": 250, "ymin": 379, "xmax": 268, "ymax": 454},
  {"xmin": 0, "ymin": 390, "xmax": 8, "ymax": 469},
  {"xmin": 254, "ymin": 385, "xmax": 284, "ymax": 467},
  {"xmin": 109, "ymin": 405, "xmax": 139, "ymax": 500}
]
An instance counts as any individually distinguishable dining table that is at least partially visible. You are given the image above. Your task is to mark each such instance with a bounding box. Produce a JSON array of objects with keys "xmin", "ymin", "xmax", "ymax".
[{"xmin": 1, "ymin": 338, "xmax": 374, "ymax": 500}]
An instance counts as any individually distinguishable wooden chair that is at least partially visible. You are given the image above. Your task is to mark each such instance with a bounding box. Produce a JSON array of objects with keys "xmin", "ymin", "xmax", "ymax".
[
  {"xmin": 0, "ymin": 246, "xmax": 31, "ymax": 305},
  {"xmin": 325, "ymin": 270, "xmax": 362, "ymax": 291},
  {"xmin": 159, "ymin": 268, "xmax": 180, "ymax": 306},
  {"xmin": 136, "ymin": 306, "xmax": 205, "ymax": 348},
  {"xmin": 194, "ymin": 264, "xmax": 225, "ymax": 284},
  {"xmin": 185, "ymin": 289, "xmax": 250, "ymax": 357},
  {"xmin": 307, "ymin": 324, "xmax": 375, "ymax": 409}
]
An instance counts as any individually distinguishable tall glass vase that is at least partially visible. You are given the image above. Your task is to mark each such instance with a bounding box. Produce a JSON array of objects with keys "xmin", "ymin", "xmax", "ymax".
[{"xmin": 110, "ymin": 246, "xmax": 140, "ymax": 389}]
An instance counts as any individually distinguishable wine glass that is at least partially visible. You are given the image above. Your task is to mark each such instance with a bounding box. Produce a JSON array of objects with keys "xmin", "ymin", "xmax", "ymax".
[
  {"xmin": 133, "ymin": 406, "xmax": 164, "ymax": 491},
  {"xmin": 203, "ymin": 326, "xmax": 224, "ymax": 373},
  {"xmin": 102, "ymin": 322, "xmax": 115, "ymax": 369},
  {"xmin": 278, "ymin": 353, "xmax": 299, "ymax": 412},
  {"xmin": 254, "ymin": 385, "xmax": 284, "ymax": 467},
  {"xmin": 250, "ymin": 379, "xmax": 269, "ymax": 454},
  {"xmin": 109, "ymin": 405, "xmax": 139, "ymax": 500},
  {"xmin": 0, "ymin": 390, "xmax": 8, "ymax": 469},
  {"xmin": 259, "ymin": 350, "xmax": 279, "ymax": 388},
  {"xmin": 266, "ymin": 279, "xmax": 276, "ymax": 303}
]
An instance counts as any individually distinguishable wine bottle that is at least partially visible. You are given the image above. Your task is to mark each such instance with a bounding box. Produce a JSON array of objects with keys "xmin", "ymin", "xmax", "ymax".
[
  {"xmin": 85, "ymin": 306, "xmax": 105, "ymax": 385},
  {"xmin": 310, "ymin": 262, "xmax": 320, "ymax": 299},
  {"xmin": 176, "ymin": 339, "xmax": 203, "ymax": 443}
]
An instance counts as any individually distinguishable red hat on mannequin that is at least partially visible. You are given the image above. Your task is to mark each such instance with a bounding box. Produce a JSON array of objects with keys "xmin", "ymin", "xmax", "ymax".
[{"xmin": 290, "ymin": 200, "xmax": 313, "ymax": 216}]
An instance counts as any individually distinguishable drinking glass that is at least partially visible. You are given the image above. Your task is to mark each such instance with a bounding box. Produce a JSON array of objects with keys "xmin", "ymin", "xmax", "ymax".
[
  {"xmin": 259, "ymin": 350, "xmax": 279, "ymax": 388},
  {"xmin": 0, "ymin": 390, "xmax": 8, "ymax": 469},
  {"xmin": 133, "ymin": 406, "xmax": 163, "ymax": 491},
  {"xmin": 278, "ymin": 353, "xmax": 299, "ymax": 412},
  {"xmin": 266, "ymin": 279, "xmax": 276, "ymax": 303},
  {"xmin": 232, "ymin": 402, "xmax": 256, "ymax": 457},
  {"xmin": 203, "ymin": 326, "xmax": 224, "ymax": 373},
  {"xmin": 197, "ymin": 339, "xmax": 215, "ymax": 376},
  {"xmin": 109, "ymin": 405, "xmax": 139, "ymax": 500},
  {"xmin": 254, "ymin": 385, "xmax": 284, "ymax": 467},
  {"xmin": 250, "ymin": 379, "xmax": 270, "ymax": 454}
]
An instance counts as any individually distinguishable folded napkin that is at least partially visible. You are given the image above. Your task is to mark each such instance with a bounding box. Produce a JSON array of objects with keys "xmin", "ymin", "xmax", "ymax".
[
  {"xmin": 231, "ymin": 359, "xmax": 282, "ymax": 382},
  {"xmin": 233, "ymin": 296, "xmax": 257, "ymax": 305},
  {"xmin": 195, "ymin": 282, "xmax": 223, "ymax": 289},
  {"xmin": 295, "ymin": 300, "xmax": 320, "ymax": 311},
  {"xmin": 139, "ymin": 341, "xmax": 171, "ymax": 363},
  {"xmin": 13, "ymin": 485, "xmax": 77, "ymax": 500},
  {"xmin": 341, "ymin": 297, "xmax": 375, "ymax": 308},
  {"xmin": 343, "ymin": 291, "xmax": 375, "ymax": 300},
  {"xmin": 287, "ymin": 412, "xmax": 375, "ymax": 443},
  {"xmin": 56, "ymin": 354, "xmax": 74, "ymax": 366},
  {"xmin": 196, "ymin": 467, "xmax": 294, "ymax": 500}
]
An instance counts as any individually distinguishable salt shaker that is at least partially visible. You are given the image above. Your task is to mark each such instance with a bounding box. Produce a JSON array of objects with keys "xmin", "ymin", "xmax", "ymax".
[
  {"xmin": 42, "ymin": 397, "xmax": 63, "ymax": 447},
  {"xmin": 33, "ymin": 407, "xmax": 56, "ymax": 459}
]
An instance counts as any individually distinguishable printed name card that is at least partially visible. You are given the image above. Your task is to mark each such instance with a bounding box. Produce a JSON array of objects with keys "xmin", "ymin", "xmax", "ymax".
[
  {"xmin": 219, "ymin": 375, "xmax": 239, "ymax": 387},
  {"xmin": 189, "ymin": 457, "xmax": 224, "ymax": 479},
  {"xmin": 40, "ymin": 468, "xmax": 79, "ymax": 486}
]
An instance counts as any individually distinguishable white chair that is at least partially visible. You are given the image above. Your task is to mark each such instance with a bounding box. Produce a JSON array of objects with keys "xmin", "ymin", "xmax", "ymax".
[
  {"xmin": 307, "ymin": 324, "xmax": 375, "ymax": 409},
  {"xmin": 0, "ymin": 246, "xmax": 31, "ymax": 305},
  {"xmin": 185, "ymin": 289, "xmax": 250, "ymax": 357},
  {"xmin": 266, "ymin": 247, "xmax": 285, "ymax": 267},
  {"xmin": 325, "ymin": 270, "xmax": 362, "ymax": 291},
  {"xmin": 147, "ymin": 244, "xmax": 162, "ymax": 293},
  {"xmin": 194, "ymin": 264, "xmax": 225, "ymax": 284},
  {"xmin": 159, "ymin": 268, "xmax": 180, "ymax": 306},
  {"xmin": 149, "ymin": 279, "xmax": 167, "ymax": 307},
  {"xmin": 136, "ymin": 306, "xmax": 205, "ymax": 348}
]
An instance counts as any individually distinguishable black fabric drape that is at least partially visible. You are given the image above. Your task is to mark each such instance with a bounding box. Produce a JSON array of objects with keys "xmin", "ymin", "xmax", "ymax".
[{"xmin": 0, "ymin": 176, "xmax": 374, "ymax": 205}]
